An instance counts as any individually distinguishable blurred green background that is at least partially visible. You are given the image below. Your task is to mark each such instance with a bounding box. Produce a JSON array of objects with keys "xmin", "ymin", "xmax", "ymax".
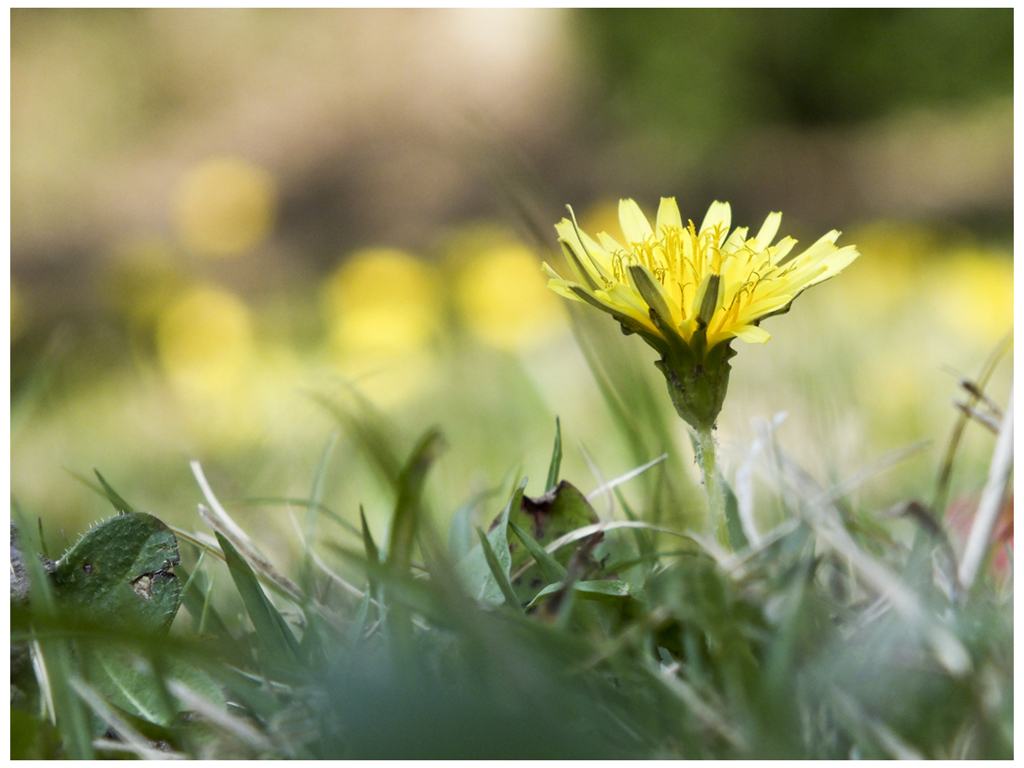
[{"xmin": 11, "ymin": 9, "xmax": 1012, "ymax": 562}]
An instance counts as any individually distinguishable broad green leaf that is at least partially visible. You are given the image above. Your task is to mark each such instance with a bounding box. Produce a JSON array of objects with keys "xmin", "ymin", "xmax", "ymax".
[
  {"xmin": 52, "ymin": 512, "xmax": 181, "ymax": 635},
  {"xmin": 79, "ymin": 648, "xmax": 223, "ymax": 728},
  {"xmin": 507, "ymin": 480, "xmax": 600, "ymax": 603}
]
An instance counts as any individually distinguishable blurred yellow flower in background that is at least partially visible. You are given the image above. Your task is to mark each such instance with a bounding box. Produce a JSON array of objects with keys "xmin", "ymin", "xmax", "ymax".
[
  {"xmin": 173, "ymin": 157, "xmax": 277, "ymax": 258},
  {"xmin": 156, "ymin": 283, "xmax": 256, "ymax": 395},
  {"xmin": 322, "ymin": 247, "xmax": 441, "ymax": 357},
  {"xmin": 545, "ymin": 198, "xmax": 860, "ymax": 353},
  {"xmin": 321, "ymin": 248, "xmax": 442, "ymax": 406},
  {"xmin": 929, "ymin": 249, "xmax": 1013, "ymax": 344},
  {"xmin": 457, "ymin": 243, "xmax": 565, "ymax": 351}
]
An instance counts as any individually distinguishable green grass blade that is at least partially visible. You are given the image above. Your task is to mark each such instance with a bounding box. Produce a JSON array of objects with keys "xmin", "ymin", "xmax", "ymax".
[
  {"xmin": 615, "ymin": 486, "xmax": 655, "ymax": 566},
  {"xmin": 476, "ymin": 526, "xmax": 524, "ymax": 613},
  {"xmin": 176, "ymin": 561, "xmax": 232, "ymax": 641},
  {"xmin": 386, "ymin": 428, "xmax": 445, "ymax": 575},
  {"xmin": 301, "ymin": 430, "xmax": 340, "ymax": 593},
  {"xmin": 456, "ymin": 478, "xmax": 525, "ymax": 605},
  {"xmin": 359, "ymin": 505, "xmax": 381, "ymax": 602},
  {"xmin": 310, "ymin": 390, "xmax": 403, "ymax": 489},
  {"xmin": 65, "ymin": 468, "xmax": 137, "ymax": 515},
  {"xmin": 508, "ymin": 519, "xmax": 567, "ymax": 583},
  {"xmin": 93, "ymin": 470, "xmax": 137, "ymax": 515},
  {"xmin": 215, "ymin": 532, "xmax": 299, "ymax": 674},
  {"xmin": 546, "ymin": 416, "xmax": 563, "ymax": 492},
  {"xmin": 360, "ymin": 506, "xmax": 381, "ymax": 566},
  {"xmin": 722, "ymin": 478, "xmax": 749, "ymax": 551},
  {"xmin": 242, "ymin": 497, "xmax": 361, "ymax": 537}
]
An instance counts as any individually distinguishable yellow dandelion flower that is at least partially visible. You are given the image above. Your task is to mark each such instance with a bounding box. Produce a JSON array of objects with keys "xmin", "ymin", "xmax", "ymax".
[{"xmin": 544, "ymin": 198, "xmax": 859, "ymax": 429}]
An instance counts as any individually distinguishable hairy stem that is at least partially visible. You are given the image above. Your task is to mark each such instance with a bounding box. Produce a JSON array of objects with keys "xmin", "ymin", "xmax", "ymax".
[{"xmin": 694, "ymin": 425, "xmax": 728, "ymax": 546}]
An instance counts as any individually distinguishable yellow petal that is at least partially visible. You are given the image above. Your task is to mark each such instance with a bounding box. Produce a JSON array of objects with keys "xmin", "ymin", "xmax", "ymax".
[
  {"xmin": 722, "ymin": 226, "xmax": 749, "ymax": 254},
  {"xmin": 618, "ymin": 199, "xmax": 654, "ymax": 245},
  {"xmin": 597, "ymin": 231, "xmax": 627, "ymax": 259},
  {"xmin": 656, "ymin": 197, "xmax": 683, "ymax": 233},
  {"xmin": 556, "ymin": 218, "xmax": 614, "ymax": 280},
  {"xmin": 732, "ymin": 324, "xmax": 772, "ymax": 344},
  {"xmin": 752, "ymin": 212, "xmax": 782, "ymax": 251},
  {"xmin": 699, "ymin": 201, "xmax": 731, "ymax": 243}
]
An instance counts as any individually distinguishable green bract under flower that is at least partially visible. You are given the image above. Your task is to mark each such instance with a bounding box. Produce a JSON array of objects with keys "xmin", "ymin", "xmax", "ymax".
[{"xmin": 544, "ymin": 198, "xmax": 860, "ymax": 428}]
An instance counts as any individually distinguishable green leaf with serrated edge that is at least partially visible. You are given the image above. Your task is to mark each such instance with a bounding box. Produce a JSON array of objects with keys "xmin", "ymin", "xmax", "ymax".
[
  {"xmin": 52, "ymin": 512, "xmax": 181, "ymax": 635},
  {"xmin": 545, "ymin": 416, "xmax": 563, "ymax": 492},
  {"xmin": 507, "ymin": 480, "xmax": 600, "ymax": 604},
  {"xmin": 723, "ymin": 478, "xmax": 749, "ymax": 551},
  {"xmin": 476, "ymin": 526, "xmax": 523, "ymax": 613},
  {"xmin": 456, "ymin": 478, "xmax": 525, "ymax": 605},
  {"xmin": 508, "ymin": 519, "xmax": 567, "ymax": 584},
  {"xmin": 215, "ymin": 532, "xmax": 298, "ymax": 673}
]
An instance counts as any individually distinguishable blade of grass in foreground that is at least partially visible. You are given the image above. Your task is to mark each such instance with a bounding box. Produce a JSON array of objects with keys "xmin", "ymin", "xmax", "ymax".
[
  {"xmin": 476, "ymin": 525, "xmax": 524, "ymax": 613},
  {"xmin": 387, "ymin": 428, "xmax": 445, "ymax": 577},
  {"xmin": 216, "ymin": 532, "xmax": 300, "ymax": 676},
  {"xmin": 546, "ymin": 416, "xmax": 563, "ymax": 492}
]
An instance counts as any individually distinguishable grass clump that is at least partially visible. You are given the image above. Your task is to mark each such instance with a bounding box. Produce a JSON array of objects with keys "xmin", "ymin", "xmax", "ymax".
[{"xmin": 11, "ymin": 327, "xmax": 1012, "ymax": 761}]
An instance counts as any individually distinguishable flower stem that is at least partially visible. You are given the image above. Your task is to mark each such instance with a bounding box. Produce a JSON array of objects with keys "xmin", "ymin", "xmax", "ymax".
[{"xmin": 694, "ymin": 425, "xmax": 727, "ymax": 545}]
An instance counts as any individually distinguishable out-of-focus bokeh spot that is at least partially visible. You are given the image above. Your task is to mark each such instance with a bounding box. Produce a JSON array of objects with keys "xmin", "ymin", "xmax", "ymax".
[
  {"xmin": 322, "ymin": 248, "xmax": 440, "ymax": 357},
  {"xmin": 839, "ymin": 222, "xmax": 937, "ymax": 316},
  {"xmin": 321, "ymin": 248, "xmax": 442, "ymax": 407},
  {"xmin": 927, "ymin": 249, "xmax": 1013, "ymax": 344},
  {"xmin": 456, "ymin": 243, "xmax": 565, "ymax": 351},
  {"xmin": 173, "ymin": 157, "xmax": 276, "ymax": 258},
  {"xmin": 156, "ymin": 283, "xmax": 256, "ymax": 395}
]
